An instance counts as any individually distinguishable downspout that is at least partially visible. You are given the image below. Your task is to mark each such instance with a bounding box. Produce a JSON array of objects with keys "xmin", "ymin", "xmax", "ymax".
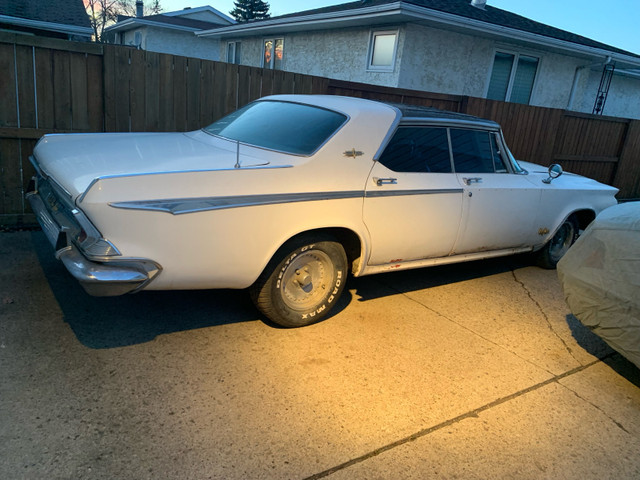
[{"xmin": 567, "ymin": 56, "xmax": 612, "ymax": 110}]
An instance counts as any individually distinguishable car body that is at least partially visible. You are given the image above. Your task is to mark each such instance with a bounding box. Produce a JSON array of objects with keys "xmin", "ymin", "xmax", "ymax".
[
  {"xmin": 558, "ymin": 202, "xmax": 640, "ymax": 369},
  {"xmin": 27, "ymin": 94, "xmax": 618, "ymax": 326}
]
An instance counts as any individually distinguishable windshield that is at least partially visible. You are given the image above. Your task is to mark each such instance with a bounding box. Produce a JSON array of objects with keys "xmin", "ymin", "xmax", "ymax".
[{"xmin": 203, "ymin": 100, "xmax": 348, "ymax": 156}]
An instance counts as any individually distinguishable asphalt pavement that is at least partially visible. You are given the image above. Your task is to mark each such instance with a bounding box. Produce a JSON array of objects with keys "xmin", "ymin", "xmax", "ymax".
[{"xmin": 1, "ymin": 230, "xmax": 639, "ymax": 479}]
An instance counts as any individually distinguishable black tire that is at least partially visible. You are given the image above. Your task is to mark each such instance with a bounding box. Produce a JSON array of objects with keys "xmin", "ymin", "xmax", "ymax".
[
  {"xmin": 249, "ymin": 234, "xmax": 348, "ymax": 327},
  {"xmin": 536, "ymin": 214, "xmax": 579, "ymax": 269}
]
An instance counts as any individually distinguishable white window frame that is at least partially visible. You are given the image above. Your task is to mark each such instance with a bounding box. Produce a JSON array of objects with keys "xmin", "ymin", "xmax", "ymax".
[
  {"xmin": 367, "ymin": 29, "xmax": 399, "ymax": 72},
  {"xmin": 485, "ymin": 49, "xmax": 541, "ymax": 104},
  {"xmin": 226, "ymin": 41, "xmax": 241, "ymax": 64},
  {"xmin": 262, "ymin": 37, "xmax": 284, "ymax": 70}
]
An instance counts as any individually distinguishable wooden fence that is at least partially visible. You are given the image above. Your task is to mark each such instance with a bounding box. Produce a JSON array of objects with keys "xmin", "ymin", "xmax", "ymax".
[{"xmin": 1, "ymin": 32, "xmax": 639, "ymax": 225}]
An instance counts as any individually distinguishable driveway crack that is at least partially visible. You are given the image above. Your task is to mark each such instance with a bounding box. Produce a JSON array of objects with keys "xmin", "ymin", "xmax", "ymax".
[
  {"xmin": 560, "ymin": 382, "xmax": 630, "ymax": 434},
  {"xmin": 511, "ymin": 270, "xmax": 581, "ymax": 364},
  {"xmin": 303, "ymin": 359, "xmax": 607, "ymax": 480}
]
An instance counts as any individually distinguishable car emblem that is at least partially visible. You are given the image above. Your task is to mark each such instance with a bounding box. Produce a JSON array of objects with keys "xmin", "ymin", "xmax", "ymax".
[{"xmin": 343, "ymin": 148, "xmax": 364, "ymax": 158}]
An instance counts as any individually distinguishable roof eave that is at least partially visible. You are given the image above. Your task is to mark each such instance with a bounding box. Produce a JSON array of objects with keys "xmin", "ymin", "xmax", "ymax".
[
  {"xmin": 0, "ymin": 14, "xmax": 92, "ymax": 37},
  {"xmin": 105, "ymin": 18, "xmax": 201, "ymax": 34}
]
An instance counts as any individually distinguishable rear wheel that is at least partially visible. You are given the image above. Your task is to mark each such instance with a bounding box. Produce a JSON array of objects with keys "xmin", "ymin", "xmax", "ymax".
[
  {"xmin": 536, "ymin": 214, "xmax": 579, "ymax": 269},
  {"xmin": 250, "ymin": 234, "xmax": 348, "ymax": 327}
]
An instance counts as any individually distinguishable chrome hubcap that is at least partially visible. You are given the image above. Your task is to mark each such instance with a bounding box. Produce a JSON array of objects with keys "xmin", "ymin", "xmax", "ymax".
[{"xmin": 281, "ymin": 250, "xmax": 333, "ymax": 310}]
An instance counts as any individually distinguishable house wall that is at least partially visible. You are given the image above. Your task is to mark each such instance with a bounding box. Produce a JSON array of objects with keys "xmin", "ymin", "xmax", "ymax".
[
  {"xmin": 223, "ymin": 26, "xmax": 404, "ymax": 87},
  {"xmin": 124, "ymin": 27, "xmax": 221, "ymax": 61},
  {"xmin": 572, "ymin": 69, "xmax": 640, "ymax": 118},
  {"xmin": 398, "ymin": 23, "xmax": 493, "ymax": 97}
]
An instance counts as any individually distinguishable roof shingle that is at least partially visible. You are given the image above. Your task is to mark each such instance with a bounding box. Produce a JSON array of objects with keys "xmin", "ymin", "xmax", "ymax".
[{"xmin": 0, "ymin": 0, "xmax": 91, "ymax": 29}]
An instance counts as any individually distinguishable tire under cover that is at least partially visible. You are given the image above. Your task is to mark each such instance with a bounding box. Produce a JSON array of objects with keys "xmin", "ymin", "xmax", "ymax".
[{"xmin": 557, "ymin": 202, "xmax": 640, "ymax": 369}]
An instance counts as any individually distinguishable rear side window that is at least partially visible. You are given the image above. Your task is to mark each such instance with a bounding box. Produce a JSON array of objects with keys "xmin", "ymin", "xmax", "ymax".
[
  {"xmin": 203, "ymin": 100, "xmax": 347, "ymax": 155},
  {"xmin": 450, "ymin": 129, "xmax": 496, "ymax": 173},
  {"xmin": 378, "ymin": 127, "xmax": 451, "ymax": 173}
]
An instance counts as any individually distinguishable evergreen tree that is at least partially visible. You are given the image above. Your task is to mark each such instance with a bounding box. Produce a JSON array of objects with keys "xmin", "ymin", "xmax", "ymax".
[{"xmin": 230, "ymin": 0, "xmax": 271, "ymax": 22}]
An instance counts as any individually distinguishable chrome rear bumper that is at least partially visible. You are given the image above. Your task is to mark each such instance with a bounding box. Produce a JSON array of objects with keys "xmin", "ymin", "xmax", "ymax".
[{"xmin": 27, "ymin": 183, "xmax": 160, "ymax": 296}]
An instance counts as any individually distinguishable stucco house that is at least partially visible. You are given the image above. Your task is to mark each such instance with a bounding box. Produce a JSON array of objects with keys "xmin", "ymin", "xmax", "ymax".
[
  {"xmin": 105, "ymin": 5, "xmax": 234, "ymax": 61},
  {"xmin": 0, "ymin": 0, "xmax": 92, "ymax": 41},
  {"xmin": 197, "ymin": 0, "xmax": 640, "ymax": 119}
]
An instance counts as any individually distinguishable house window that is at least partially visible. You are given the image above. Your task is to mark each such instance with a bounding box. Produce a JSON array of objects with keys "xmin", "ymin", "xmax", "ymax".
[
  {"xmin": 487, "ymin": 52, "xmax": 539, "ymax": 104},
  {"xmin": 227, "ymin": 41, "xmax": 241, "ymax": 64},
  {"xmin": 367, "ymin": 30, "xmax": 398, "ymax": 72},
  {"xmin": 263, "ymin": 38, "xmax": 284, "ymax": 70}
]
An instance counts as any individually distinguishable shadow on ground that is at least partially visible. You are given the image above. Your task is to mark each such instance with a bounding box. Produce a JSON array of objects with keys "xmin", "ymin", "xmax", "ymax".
[
  {"xmin": 350, "ymin": 253, "xmax": 534, "ymax": 301},
  {"xmin": 567, "ymin": 314, "xmax": 640, "ymax": 387},
  {"xmin": 32, "ymin": 231, "xmax": 354, "ymax": 349}
]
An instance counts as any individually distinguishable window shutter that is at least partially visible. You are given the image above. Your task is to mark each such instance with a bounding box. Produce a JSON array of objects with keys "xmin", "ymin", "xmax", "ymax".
[{"xmin": 487, "ymin": 52, "xmax": 514, "ymax": 101}]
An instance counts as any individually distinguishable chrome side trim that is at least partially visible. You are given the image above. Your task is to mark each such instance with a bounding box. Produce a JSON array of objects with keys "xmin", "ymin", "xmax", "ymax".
[
  {"xmin": 77, "ymin": 165, "xmax": 294, "ymax": 204},
  {"xmin": 110, "ymin": 188, "xmax": 465, "ymax": 215},
  {"xmin": 110, "ymin": 191, "xmax": 366, "ymax": 215},
  {"xmin": 365, "ymin": 188, "xmax": 463, "ymax": 198}
]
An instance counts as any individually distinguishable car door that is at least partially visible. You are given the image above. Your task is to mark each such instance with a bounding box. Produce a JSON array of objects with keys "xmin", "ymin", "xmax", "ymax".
[
  {"xmin": 363, "ymin": 126, "xmax": 464, "ymax": 265},
  {"xmin": 449, "ymin": 128, "xmax": 541, "ymax": 255}
]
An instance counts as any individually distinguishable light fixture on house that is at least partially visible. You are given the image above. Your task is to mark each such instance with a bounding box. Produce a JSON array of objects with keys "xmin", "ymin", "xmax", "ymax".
[{"xmin": 471, "ymin": 0, "xmax": 487, "ymax": 9}]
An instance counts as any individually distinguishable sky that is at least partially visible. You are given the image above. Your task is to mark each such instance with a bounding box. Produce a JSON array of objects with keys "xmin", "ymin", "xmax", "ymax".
[{"xmin": 159, "ymin": 0, "xmax": 640, "ymax": 55}]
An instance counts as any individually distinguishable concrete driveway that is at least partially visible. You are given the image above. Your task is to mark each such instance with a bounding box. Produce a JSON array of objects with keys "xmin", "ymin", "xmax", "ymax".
[{"xmin": 1, "ymin": 230, "xmax": 639, "ymax": 479}]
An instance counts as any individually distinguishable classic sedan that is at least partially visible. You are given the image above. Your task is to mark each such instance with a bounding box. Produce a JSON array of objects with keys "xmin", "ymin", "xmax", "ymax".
[{"xmin": 27, "ymin": 95, "xmax": 618, "ymax": 327}]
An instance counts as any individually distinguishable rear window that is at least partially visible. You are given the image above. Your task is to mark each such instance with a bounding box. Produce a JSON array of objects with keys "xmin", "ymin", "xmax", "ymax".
[{"xmin": 203, "ymin": 100, "xmax": 347, "ymax": 155}]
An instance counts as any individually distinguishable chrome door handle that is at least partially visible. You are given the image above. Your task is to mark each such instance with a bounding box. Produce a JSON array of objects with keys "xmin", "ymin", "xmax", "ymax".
[
  {"xmin": 373, "ymin": 177, "xmax": 397, "ymax": 186},
  {"xmin": 463, "ymin": 177, "xmax": 483, "ymax": 185}
]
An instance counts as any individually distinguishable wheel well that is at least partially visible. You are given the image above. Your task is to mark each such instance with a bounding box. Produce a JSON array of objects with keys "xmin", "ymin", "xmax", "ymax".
[
  {"xmin": 286, "ymin": 228, "xmax": 363, "ymax": 274},
  {"xmin": 573, "ymin": 210, "xmax": 596, "ymax": 231}
]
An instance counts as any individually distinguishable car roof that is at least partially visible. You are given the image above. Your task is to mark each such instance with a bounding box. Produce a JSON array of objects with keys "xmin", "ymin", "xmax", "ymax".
[
  {"xmin": 387, "ymin": 102, "xmax": 500, "ymax": 129},
  {"xmin": 263, "ymin": 94, "xmax": 499, "ymax": 130}
]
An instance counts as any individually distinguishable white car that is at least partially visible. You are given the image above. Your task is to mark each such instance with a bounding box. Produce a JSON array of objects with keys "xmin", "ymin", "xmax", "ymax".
[{"xmin": 27, "ymin": 95, "xmax": 618, "ymax": 327}]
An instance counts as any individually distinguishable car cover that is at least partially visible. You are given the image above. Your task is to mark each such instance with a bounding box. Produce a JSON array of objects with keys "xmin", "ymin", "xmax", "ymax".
[{"xmin": 557, "ymin": 202, "xmax": 640, "ymax": 369}]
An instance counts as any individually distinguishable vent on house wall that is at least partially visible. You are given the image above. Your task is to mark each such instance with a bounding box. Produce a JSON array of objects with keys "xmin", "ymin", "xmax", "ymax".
[{"xmin": 471, "ymin": 0, "xmax": 487, "ymax": 9}]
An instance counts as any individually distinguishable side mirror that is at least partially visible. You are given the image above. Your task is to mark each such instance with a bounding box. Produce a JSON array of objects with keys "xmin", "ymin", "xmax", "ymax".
[{"xmin": 543, "ymin": 164, "xmax": 563, "ymax": 184}]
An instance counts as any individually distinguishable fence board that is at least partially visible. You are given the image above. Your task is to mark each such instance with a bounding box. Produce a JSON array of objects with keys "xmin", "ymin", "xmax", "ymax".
[
  {"xmin": 70, "ymin": 52, "xmax": 90, "ymax": 130},
  {"xmin": 129, "ymin": 49, "xmax": 146, "ymax": 131},
  {"xmin": 186, "ymin": 57, "xmax": 201, "ymax": 130},
  {"xmin": 173, "ymin": 55, "xmax": 187, "ymax": 131},
  {"xmin": 614, "ymin": 121, "xmax": 640, "ymax": 198},
  {"xmin": 0, "ymin": 139, "xmax": 22, "ymax": 214},
  {"xmin": 144, "ymin": 51, "xmax": 160, "ymax": 131},
  {"xmin": 52, "ymin": 50, "xmax": 72, "ymax": 130},
  {"xmin": 15, "ymin": 45, "xmax": 36, "ymax": 129},
  {"xmin": 199, "ymin": 60, "xmax": 215, "ymax": 126},
  {"xmin": 0, "ymin": 43, "xmax": 18, "ymax": 127},
  {"xmin": 114, "ymin": 47, "xmax": 131, "ymax": 132}
]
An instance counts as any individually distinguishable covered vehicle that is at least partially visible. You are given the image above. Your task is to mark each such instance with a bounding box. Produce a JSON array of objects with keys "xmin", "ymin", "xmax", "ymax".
[
  {"xmin": 558, "ymin": 202, "xmax": 640, "ymax": 368},
  {"xmin": 27, "ymin": 95, "xmax": 618, "ymax": 327}
]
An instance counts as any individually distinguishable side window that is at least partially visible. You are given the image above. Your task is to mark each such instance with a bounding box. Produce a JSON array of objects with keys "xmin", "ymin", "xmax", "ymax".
[
  {"xmin": 450, "ymin": 129, "xmax": 496, "ymax": 173},
  {"xmin": 490, "ymin": 133, "xmax": 508, "ymax": 173},
  {"xmin": 378, "ymin": 127, "xmax": 451, "ymax": 173}
]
